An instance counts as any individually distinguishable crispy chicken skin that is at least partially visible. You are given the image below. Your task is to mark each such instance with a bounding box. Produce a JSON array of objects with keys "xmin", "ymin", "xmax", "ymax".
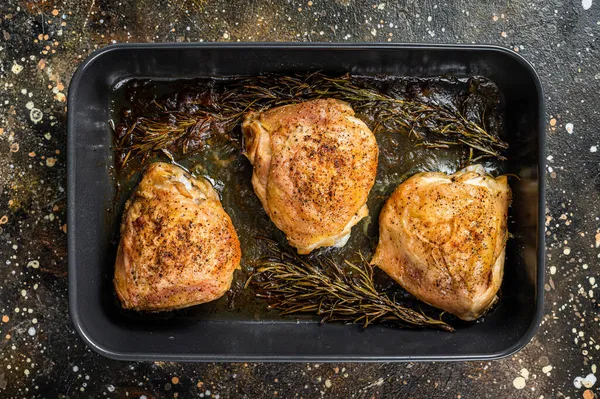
[
  {"xmin": 241, "ymin": 99, "xmax": 379, "ymax": 254},
  {"xmin": 114, "ymin": 162, "xmax": 241, "ymax": 311},
  {"xmin": 371, "ymin": 165, "xmax": 511, "ymax": 321}
]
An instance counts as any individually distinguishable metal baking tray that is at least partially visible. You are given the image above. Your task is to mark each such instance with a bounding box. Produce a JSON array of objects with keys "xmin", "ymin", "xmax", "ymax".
[{"xmin": 67, "ymin": 43, "xmax": 545, "ymax": 361}]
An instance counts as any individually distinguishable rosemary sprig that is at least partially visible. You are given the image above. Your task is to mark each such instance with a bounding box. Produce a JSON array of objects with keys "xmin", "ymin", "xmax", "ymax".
[
  {"xmin": 115, "ymin": 72, "xmax": 508, "ymax": 166},
  {"xmin": 267, "ymin": 74, "xmax": 507, "ymax": 158},
  {"xmin": 246, "ymin": 238, "xmax": 454, "ymax": 332}
]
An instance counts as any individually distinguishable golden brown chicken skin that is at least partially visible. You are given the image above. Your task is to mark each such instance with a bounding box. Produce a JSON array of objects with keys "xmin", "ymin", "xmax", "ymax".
[
  {"xmin": 114, "ymin": 162, "xmax": 241, "ymax": 311},
  {"xmin": 242, "ymin": 99, "xmax": 379, "ymax": 254},
  {"xmin": 371, "ymin": 165, "xmax": 511, "ymax": 321}
]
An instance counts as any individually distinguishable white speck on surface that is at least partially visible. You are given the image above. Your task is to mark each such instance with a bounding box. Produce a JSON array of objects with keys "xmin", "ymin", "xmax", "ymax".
[
  {"xmin": 11, "ymin": 63, "xmax": 23, "ymax": 74},
  {"xmin": 377, "ymin": 3, "xmax": 385, "ymax": 10},
  {"xmin": 591, "ymin": 145, "xmax": 598, "ymax": 152},
  {"xmin": 542, "ymin": 365, "xmax": 553, "ymax": 374},
  {"xmin": 222, "ymin": 32, "xmax": 229, "ymax": 39},
  {"xmin": 550, "ymin": 266, "xmax": 556, "ymax": 274},
  {"xmin": 590, "ymin": 277, "xmax": 596, "ymax": 285},
  {"xmin": 363, "ymin": 377, "xmax": 384, "ymax": 390},
  {"xmin": 583, "ymin": 0, "xmax": 593, "ymax": 10},
  {"xmin": 107, "ymin": 385, "xmax": 115, "ymax": 392},
  {"xmin": 564, "ymin": 247, "xmax": 571, "ymax": 255},
  {"xmin": 28, "ymin": 327, "xmax": 36, "ymax": 336},
  {"xmin": 325, "ymin": 379, "xmax": 332, "ymax": 388},
  {"xmin": 513, "ymin": 376, "xmax": 526, "ymax": 389},
  {"xmin": 140, "ymin": 396, "xmax": 147, "ymax": 399},
  {"xmin": 520, "ymin": 368, "xmax": 530, "ymax": 379},
  {"xmin": 25, "ymin": 101, "xmax": 34, "ymax": 110},
  {"xmin": 30, "ymin": 108, "xmax": 43, "ymax": 123},
  {"xmin": 371, "ymin": 28, "xmax": 377, "ymax": 36},
  {"xmin": 574, "ymin": 374, "xmax": 597, "ymax": 388},
  {"xmin": 565, "ymin": 123, "xmax": 574, "ymax": 134},
  {"xmin": 73, "ymin": 365, "xmax": 79, "ymax": 372}
]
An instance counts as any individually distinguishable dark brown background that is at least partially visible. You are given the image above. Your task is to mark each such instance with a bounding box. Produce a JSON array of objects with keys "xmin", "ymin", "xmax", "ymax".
[{"xmin": 0, "ymin": 0, "xmax": 598, "ymax": 398}]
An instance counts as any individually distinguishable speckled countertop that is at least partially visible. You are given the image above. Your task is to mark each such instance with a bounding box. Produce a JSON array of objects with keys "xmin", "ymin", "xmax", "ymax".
[{"xmin": 0, "ymin": 0, "xmax": 599, "ymax": 398}]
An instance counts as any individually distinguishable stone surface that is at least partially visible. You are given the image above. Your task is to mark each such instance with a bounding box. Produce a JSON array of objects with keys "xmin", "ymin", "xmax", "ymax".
[{"xmin": 0, "ymin": 0, "xmax": 599, "ymax": 398}]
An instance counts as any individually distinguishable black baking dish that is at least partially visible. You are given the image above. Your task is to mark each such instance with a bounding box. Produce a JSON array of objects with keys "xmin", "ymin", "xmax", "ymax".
[{"xmin": 67, "ymin": 43, "xmax": 545, "ymax": 361}]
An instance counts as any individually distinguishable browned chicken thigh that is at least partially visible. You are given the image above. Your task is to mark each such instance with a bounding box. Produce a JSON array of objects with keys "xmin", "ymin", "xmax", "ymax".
[
  {"xmin": 371, "ymin": 165, "xmax": 511, "ymax": 321},
  {"xmin": 242, "ymin": 99, "xmax": 379, "ymax": 254},
  {"xmin": 114, "ymin": 162, "xmax": 241, "ymax": 311}
]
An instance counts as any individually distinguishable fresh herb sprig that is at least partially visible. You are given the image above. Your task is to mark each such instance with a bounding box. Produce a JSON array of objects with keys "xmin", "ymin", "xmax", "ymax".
[
  {"xmin": 246, "ymin": 238, "xmax": 453, "ymax": 332},
  {"xmin": 115, "ymin": 72, "xmax": 507, "ymax": 166}
]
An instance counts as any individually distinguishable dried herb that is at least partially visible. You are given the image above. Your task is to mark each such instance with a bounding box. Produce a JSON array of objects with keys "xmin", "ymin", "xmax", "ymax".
[
  {"xmin": 114, "ymin": 72, "xmax": 508, "ymax": 166},
  {"xmin": 246, "ymin": 238, "xmax": 454, "ymax": 332}
]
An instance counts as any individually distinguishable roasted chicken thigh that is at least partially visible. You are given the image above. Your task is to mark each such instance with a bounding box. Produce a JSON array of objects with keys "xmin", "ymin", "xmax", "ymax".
[
  {"xmin": 242, "ymin": 99, "xmax": 379, "ymax": 254},
  {"xmin": 371, "ymin": 165, "xmax": 511, "ymax": 321},
  {"xmin": 114, "ymin": 162, "xmax": 241, "ymax": 311}
]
